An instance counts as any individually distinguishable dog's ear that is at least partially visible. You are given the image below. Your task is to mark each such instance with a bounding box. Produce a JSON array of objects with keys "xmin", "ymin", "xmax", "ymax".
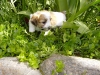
[
  {"xmin": 29, "ymin": 20, "xmax": 35, "ymax": 32},
  {"xmin": 39, "ymin": 14, "xmax": 47, "ymax": 23}
]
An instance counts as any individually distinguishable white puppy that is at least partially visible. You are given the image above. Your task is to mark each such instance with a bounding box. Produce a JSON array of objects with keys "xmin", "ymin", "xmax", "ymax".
[{"xmin": 29, "ymin": 10, "xmax": 66, "ymax": 35}]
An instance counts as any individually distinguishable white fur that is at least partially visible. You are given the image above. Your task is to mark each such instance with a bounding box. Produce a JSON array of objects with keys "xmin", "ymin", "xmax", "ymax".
[{"xmin": 52, "ymin": 12, "xmax": 66, "ymax": 27}]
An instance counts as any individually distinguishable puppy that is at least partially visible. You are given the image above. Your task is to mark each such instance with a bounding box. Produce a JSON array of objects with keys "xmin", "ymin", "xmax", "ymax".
[{"xmin": 29, "ymin": 10, "xmax": 66, "ymax": 35}]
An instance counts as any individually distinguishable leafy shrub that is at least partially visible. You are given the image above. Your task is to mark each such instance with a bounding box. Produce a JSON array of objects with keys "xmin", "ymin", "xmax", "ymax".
[{"xmin": 0, "ymin": 0, "xmax": 100, "ymax": 69}]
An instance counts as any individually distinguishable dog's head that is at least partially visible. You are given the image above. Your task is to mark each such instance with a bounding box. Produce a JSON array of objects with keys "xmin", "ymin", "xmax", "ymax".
[
  {"xmin": 30, "ymin": 14, "xmax": 47, "ymax": 28},
  {"xmin": 29, "ymin": 11, "xmax": 51, "ymax": 32}
]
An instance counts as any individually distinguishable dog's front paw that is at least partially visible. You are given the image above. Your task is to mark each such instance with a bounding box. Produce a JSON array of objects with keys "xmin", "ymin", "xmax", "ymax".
[{"xmin": 44, "ymin": 30, "xmax": 51, "ymax": 36}]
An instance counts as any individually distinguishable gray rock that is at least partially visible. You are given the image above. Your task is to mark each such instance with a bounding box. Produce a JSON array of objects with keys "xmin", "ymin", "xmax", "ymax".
[
  {"xmin": 40, "ymin": 54, "xmax": 100, "ymax": 75},
  {"xmin": 0, "ymin": 57, "xmax": 41, "ymax": 75}
]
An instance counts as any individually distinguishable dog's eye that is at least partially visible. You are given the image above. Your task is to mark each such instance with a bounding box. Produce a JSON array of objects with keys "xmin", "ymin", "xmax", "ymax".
[
  {"xmin": 42, "ymin": 21, "xmax": 46, "ymax": 24},
  {"xmin": 41, "ymin": 19, "xmax": 47, "ymax": 24}
]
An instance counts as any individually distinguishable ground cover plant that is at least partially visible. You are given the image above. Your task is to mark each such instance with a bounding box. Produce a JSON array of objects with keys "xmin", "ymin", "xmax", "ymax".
[{"xmin": 0, "ymin": 0, "xmax": 100, "ymax": 69}]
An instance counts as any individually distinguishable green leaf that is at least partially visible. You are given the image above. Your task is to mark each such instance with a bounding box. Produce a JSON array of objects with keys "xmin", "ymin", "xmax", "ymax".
[
  {"xmin": 95, "ymin": 6, "xmax": 100, "ymax": 11},
  {"xmin": 10, "ymin": 0, "xmax": 17, "ymax": 13},
  {"xmin": 67, "ymin": 50, "xmax": 73, "ymax": 55},
  {"xmin": 33, "ymin": 0, "xmax": 37, "ymax": 12},
  {"xmin": 89, "ymin": 44, "xmax": 95, "ymax": 49},
  {"xmin": 17, "ymin": 11, "xmax": 31, "ymax": 16},
  {"xmin": 63, "ymin": 32, "xmax": 67, "ymax": 43},
  {"xmin": 55, "ymin": 60, "xmax": 64, "ymax": 72},
  {"xmin": 74, "ymin": 21, "xmax": 89, "ymax": 34},
  {"xmin": 28, "ymin": 51, "xmax": 39, "ymax": 69},
  {"xmin": 62, "ymin": 21, "xmax": 78, "ymax": 29},
  {"xmin": 96, "ymin": 16, "xmax": 100, "ymax": 21},
  {"xmin": 0, "ymin": 24, "xmax": 5, "ymax": 31},
  {"xmin": 67, "ymin": 0, "xmax": 98, "ymax": 22},
  {"xmin": 43, "ymin": 0, "xmax": 46, "ymax": 9},
  {"xmin": 67, "ymin": 0, "xmax": 80, "ymax": 14},
  {"xmin": 17, "ymin": 51, "xmax": 27, "ymax": 62},
  {"xmin": 92, "ymin": 0, "xmax": 100, "ymax": 5},
  {"xmin": 55, "ymin": 0, "xmax": 68, "ymax": 11},
  {"xmin": 79, "ymin": 0, "xmax": 88, "ymax": 10}
]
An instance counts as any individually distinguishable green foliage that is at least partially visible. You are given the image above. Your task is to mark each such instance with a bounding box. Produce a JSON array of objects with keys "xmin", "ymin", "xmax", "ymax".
[
  {"xmin": 55, "ymin": 60, "xmax": 64, "ymax": 72},
  {"xmin": 52, "ymin": 60, "xmax": 65, "ymax": 75},
  {"xmin": 57, "ymin": 0, "xmax": 100, "ymax": 34},
  {"xmin": 0, "ymin": 0, "xmax": 100, "ymax": 69}
]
